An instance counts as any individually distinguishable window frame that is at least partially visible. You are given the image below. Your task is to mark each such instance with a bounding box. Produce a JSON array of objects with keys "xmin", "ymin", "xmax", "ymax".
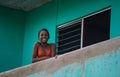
[{"xmin": 56, "ymin": 7, "xmax": 111, "ymax": 54}]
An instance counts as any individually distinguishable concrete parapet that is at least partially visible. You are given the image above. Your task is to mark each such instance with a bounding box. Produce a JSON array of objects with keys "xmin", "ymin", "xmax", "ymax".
[{"xmin": 0, "ymin": 37, "xmax": 120, "ymax": 77}]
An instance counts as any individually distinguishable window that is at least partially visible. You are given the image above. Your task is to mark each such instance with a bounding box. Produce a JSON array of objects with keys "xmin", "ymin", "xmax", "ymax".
[
  {"xmin": 57, "ymin": 8, "xmax": 111, "ymax": 54},
  {"xmin": 83, "ymin": 9, "xmax": 111, "ymax": 47},
  {"xmin": 57, "ymin": 20, "xmax": 82, "ymax": 54}
]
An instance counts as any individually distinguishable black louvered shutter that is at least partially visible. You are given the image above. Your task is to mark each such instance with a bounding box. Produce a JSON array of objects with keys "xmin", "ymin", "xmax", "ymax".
[{"xmin": 57, "ymin": 21, "xmax": 82, "ymax": 54}]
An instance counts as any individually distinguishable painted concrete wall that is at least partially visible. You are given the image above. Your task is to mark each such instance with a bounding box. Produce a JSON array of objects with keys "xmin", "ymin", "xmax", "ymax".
[
  {"xmin": 0, "ymin": 37, "xmax": 120, "ymax": 77},
  {"xmin": 22, "ymin": 0, "xmax": 120, "ymax": 65},
  {"xmin": 1, "ymin": 0, "xmax": 120, "ymax": 72},
  {"xmin": 110, "ymin": 0, "xmax": 120, "ymax": 38},
  {"xmin": 0, "ymin": 7, "xmax": 25, "ymax": 72}
]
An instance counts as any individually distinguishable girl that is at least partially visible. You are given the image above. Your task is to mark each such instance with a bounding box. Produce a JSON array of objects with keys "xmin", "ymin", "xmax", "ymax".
[{"xmin": 32, "ymin": 28, "xmax": 56, "ymax": 63}]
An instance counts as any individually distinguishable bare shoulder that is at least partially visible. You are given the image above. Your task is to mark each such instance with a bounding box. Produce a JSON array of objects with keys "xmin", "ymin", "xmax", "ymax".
[
  {"xmin": 49, "ymin": 43, "xmax": 56, "ymax": 47},
  {"xmin": 34, "ymin": 42, "xmax": 40, "ymax": 47}
]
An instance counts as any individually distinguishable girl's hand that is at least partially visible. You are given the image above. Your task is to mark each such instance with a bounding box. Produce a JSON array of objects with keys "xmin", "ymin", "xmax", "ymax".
[{"xmin": 55, "ymin": 55, "xmax": 58, "ymax": 59}]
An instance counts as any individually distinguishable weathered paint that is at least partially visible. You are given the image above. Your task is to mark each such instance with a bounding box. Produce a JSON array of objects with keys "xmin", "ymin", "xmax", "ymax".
[
  {"xmin": 84, "ymin": 48, "xmax": 120, "ymax": 77},
  {"xmin": 0, "ymin": 37, "xmax": 120, "ymax": 77},
  {"xmin": 26, "ymin": 48, "xmax": 120, "ymax": 77},
  {"xmin": 27, "ymin": 63, "xmax": 82, "ymax": 77}
]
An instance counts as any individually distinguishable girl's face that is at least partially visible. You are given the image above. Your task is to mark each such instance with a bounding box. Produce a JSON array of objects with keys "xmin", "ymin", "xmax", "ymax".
[{"xmin": 39, "ymin": 30, "xmax": 49, "ymax": 43}]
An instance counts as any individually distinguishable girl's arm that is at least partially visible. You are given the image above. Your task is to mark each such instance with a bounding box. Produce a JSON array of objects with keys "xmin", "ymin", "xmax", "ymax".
[
  {"xmin": 51, "ymin": 44, "xmax": 56, "ymax": 57},
  {"xmin": 32, "ymin": 43, "xmax": 52, "ymax": 63}
]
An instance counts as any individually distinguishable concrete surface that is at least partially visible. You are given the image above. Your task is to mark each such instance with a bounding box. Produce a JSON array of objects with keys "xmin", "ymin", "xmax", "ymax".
[
  {"xmin": 0, "ymin": 0, "xmax": 51, "ymax": 11},
  {"xmin": 0, "ymin": 37, "xmax": 120, "ymax": 77}
]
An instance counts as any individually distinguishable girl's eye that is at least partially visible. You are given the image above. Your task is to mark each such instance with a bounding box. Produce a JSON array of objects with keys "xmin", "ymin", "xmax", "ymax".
[
  {"xmin": 40, "ymin": 34, "xmax": 43, "ymax": 36},
  {"xmin": 40, "ymin": 34, "xmax": 48, "ymax": 36}
]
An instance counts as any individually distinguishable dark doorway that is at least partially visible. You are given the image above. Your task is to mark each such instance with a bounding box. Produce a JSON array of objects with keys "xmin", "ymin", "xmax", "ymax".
[{"xmin": 83, "ymin": 9, "xmax": 111, "ymax": 47}]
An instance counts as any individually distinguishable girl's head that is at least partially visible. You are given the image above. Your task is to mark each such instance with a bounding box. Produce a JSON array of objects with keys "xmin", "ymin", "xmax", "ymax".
[{"xmin": 38, "ymin": 28, "xmax": 49, "ymax": 43}]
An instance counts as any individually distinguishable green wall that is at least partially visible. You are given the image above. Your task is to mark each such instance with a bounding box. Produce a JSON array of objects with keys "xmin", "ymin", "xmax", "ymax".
[
  {"xmin": 110, "ymin": 0, "xmax": 120, "ymax": 38},
  {"xmin": 57, "ymin": 0, "xmax": 111, "ymax": 25},
  {"xmin": 1, "ymin": 0, "xmax": 120, "ymax": 72},
  {"xmin": 22, "ymin": 0, "xmax": 114, "ymax": 65},
  {"xmin": 57, "ymin": 0, "xmax": 120, "ymax": 38},
  {"xmin": 0, "ymin": 7, "xmax": 25, "ymax": 72}
]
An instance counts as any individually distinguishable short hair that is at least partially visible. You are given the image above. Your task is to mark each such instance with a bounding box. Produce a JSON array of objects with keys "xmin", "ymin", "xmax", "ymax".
[{"xmin": 38, "ymin": 28, "xmax": 49, "ymax": 38}]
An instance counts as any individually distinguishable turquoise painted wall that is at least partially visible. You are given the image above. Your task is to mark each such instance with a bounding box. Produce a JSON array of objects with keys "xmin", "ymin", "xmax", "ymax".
[
  {"xmin": 1, "ymin": 0, "xmax": 120, "ymax": 73},
  {"xmin": 110, "ymin": 0, "xmax": 120, "ymax": 38},
  {"xmin": 22, "ymin": 0, "xmax": 57, "ymax": 65},
  {"xmin": 57, "ymin": 0, "xmax": 120, "ymax": 38},
  {"xmin": 0, "ymin": 7, "xmax": 25, "ymax": 72},
  {"xmin": 84, "ymin": 49, "xmax": 120, "ymax": 77},
  {"xmin": 57, "ymin": 0, "xmax": 111, "ymax": 25}
]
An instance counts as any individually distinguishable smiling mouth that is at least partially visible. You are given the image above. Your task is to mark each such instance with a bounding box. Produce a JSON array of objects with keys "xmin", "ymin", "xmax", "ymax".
[{"xmin": 42, "ymin": 38, "xmax": 47, "ymax": 41}]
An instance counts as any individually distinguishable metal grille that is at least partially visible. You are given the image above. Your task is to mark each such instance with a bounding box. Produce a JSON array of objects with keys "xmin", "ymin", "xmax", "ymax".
[{"xmin": 57, "ymin": 21, "xmax": 82, "ymax": 54}]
